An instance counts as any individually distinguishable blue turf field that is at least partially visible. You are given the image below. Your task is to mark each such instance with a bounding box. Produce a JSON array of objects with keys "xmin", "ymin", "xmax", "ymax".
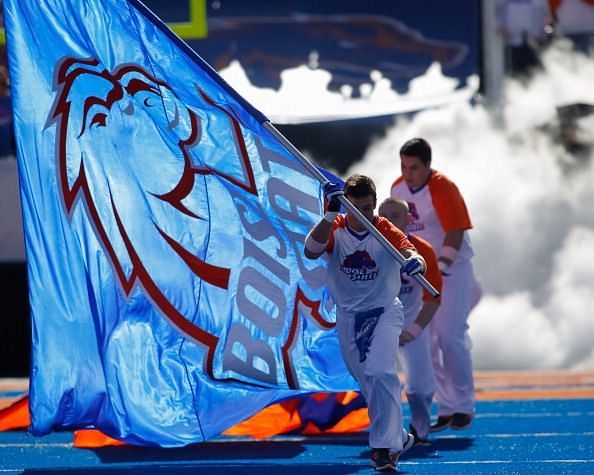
[{"xmin": 1, "ymin": 398, "xmax": 593, "ymax": 474}]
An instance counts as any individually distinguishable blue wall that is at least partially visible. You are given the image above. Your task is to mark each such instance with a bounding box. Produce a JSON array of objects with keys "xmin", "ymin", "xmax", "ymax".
[{"xmin": 143, "ymin": 0, "xmax": 481, "ymax": 94}]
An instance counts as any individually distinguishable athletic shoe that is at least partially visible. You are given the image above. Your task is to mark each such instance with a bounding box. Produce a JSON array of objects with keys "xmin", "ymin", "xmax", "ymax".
[
  {"xmin": 371, "ymin": 448, "xmax": 395, "ymax": 472},
  {"xmin": 401, "ymin": 430, "xmax": 416, "ymax": 453},
  {"xmin": 389, "ymin": 431, "xmax": 415, "ymax": 466},
  {"xmin": 450, "ymin": 412, "xmax": 473, "ymax": 430},
  {"xmin": 410, "ymin": 424, "xmax": 431, "ymax": 447},
  {"xmin": 429, "ymin": 415, "xmax": 452, "ymax": 432}
]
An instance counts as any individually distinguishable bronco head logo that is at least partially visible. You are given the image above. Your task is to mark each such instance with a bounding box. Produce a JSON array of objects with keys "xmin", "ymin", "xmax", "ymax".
[
  {"xmin": 46, "ymin": 57, "xmax": 259, "ymax": 376},
  {"xmin": 45, "ymin": 57, "xmax": 333, "ymax": 389},
  {"xmin": 342, "ymin": 250, "xmax": 376, "ymax": 270}
]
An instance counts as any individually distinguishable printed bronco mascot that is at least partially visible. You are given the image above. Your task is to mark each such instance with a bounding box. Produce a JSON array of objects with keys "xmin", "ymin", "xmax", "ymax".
[{"xmin": 46, "ymin": 57, "xmax": 332, "ymax": 388}]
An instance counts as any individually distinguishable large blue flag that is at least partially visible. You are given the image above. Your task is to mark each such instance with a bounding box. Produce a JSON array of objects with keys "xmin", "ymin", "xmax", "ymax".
[{"xmin": 3, "ymin": 0, "xmax": 355, "ymax": 445}]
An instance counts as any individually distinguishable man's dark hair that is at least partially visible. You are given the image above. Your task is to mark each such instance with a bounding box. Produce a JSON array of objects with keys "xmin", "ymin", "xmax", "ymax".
[
  {"xmin": 344, "ymin": 174, "xmax": 376, "ymax": 201},
  {"xmin": 399, "ymin": 138, "xmax": 432, "ymax": 166}
]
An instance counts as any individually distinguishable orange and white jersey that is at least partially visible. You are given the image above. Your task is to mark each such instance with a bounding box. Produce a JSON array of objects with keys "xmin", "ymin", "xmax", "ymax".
[
  {"xmin": 399, "ymin": 234, "xmax": 442, "ymax": 321},
  {"xmin": 324, "ymin": 214, "xmax": 414, "ymax": 314},
  {"xmin": 390, "ymin": 170, "xmax": 474, "ymax": 261}
]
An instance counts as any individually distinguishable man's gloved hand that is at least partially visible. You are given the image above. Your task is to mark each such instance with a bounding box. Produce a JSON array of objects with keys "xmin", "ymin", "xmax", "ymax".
[
  {"xmin": 402, "ymin": 256, "xmax": 425, "ymax": 276},
  {"xmin": 323, "ymin": 181, "xmax": 343, "ymax": 212}
]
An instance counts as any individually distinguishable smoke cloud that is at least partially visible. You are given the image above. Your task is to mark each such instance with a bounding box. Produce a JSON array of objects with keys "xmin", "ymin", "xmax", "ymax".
[{"xmin": 352, "ymin": 40, "xmax": 594, "ymax": 370}]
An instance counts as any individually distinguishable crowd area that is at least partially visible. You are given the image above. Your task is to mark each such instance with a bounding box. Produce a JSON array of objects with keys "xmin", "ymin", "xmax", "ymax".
[{"xmin": 496, "ymin": 0, "xmax": 594, "ymax": 78}]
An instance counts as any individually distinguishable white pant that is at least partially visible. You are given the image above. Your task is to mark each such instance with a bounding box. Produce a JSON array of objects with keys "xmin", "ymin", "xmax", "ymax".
[
  {"xmin": 430, "ymin": 259, "xmax": 476, "ymax": 416},
  {"xmin": 399, "ymin": 327, "xmax": 435, "ymax": 439},
  {"xmin": 337, "ymin": 300, "xmax": 406, "ymax": 450}
]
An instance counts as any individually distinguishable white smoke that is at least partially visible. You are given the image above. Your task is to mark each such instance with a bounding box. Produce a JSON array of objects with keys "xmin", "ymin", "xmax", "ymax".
[{"xmin": 349, "ymin": 40, "xmax": 594, "ymax": 370}]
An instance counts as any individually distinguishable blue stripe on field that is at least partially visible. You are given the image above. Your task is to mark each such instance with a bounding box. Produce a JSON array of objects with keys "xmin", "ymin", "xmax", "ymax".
[
  {"xmin": 0, "ymin": 391, "xmax": 27, "ymax": 398},
  {"xmin": 0, "ymin": 398, "xmax": 592, "ymax": 474}
]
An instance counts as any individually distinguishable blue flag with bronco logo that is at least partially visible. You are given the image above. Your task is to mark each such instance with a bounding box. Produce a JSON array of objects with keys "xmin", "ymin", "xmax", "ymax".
[{"xmin": 3, "ymin": 0, "xmax": 355, "ymax": 445}]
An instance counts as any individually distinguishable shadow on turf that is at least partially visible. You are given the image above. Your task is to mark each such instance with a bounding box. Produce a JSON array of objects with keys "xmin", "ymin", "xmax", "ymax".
[
  {"xmin": 342, "ymin": 436, "xmax": 475, "ymax": 465},
  {"xmin": 400, "ymin": 436, "xmax": 475, "ymax": 461},
  {"xmin": 22, "ymin": 435, "xmax": 371, "ymax": 475},
  {"xmin": 24, "ymin": 466, "xmax": 370, "ymax": 475},
  {"xmin": 21, "ymin": 433, "xmax": 474, "ymax": 474},
  {"xmin": 92, "ymin": 440, "xmax": 307, "ymax": 463},
  {"xmin": 81, "ymin": 433, "xmax": 372, "ymax": 464}
]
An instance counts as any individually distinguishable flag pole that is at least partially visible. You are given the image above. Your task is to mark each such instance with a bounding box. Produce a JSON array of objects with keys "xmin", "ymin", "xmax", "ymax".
[{"xmin": 263, "ymin": 122, "xmax": 440, "ymax": 299}]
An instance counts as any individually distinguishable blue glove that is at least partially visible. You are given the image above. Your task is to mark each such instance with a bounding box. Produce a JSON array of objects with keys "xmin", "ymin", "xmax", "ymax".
[
  {"xmin": 323, "ymin": 181, "xmax": 343, "ymax": 212},
  {"xmin": 402, "ymin": 256, "xmax": 424, "ymax": 276}
]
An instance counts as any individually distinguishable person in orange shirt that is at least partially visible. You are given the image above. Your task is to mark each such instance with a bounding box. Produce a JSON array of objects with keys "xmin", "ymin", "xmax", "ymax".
[
  {"xmin": 391, "ymin": 138, "xmax": 478, "ymax": 432},
  {"xmin": 379, "ymin": 197, "xmax": 442, "ymax": 446},
  {"xmin": 305, "ymin": 174, "xmax": 424, "ymax": 471}
]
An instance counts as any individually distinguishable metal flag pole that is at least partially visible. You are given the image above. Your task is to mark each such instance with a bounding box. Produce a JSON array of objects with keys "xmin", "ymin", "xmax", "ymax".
[{"xmin": 263, "ymin": 122, "xmax": 440, "ymax": 299}]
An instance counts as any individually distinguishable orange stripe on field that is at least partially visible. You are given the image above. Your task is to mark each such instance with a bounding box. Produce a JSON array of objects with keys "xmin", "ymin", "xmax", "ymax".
[
  {"xmin": 472, "ymin": 370, "xmax": 594, "ymax": 399},
  {"xmin": 1, "ymin": 371, "xmax": 593, "ymax": 443},
  {"xmin": 474, "ymin": 370, "xmax": 594, "ymax": 385},
  {"xmin": 476, "ymin": 388, "xmax": 594, "ymax": 400}
]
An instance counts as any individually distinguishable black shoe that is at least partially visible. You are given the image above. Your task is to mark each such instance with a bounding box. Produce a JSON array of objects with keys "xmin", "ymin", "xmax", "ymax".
[
  {"xmin": 371, "ymin": 448, "xmax": 396, "ymax": 472},
  {"xmin": 429, "ymin": 415, "xmax": 452, "ymax": 433},
  {"xmin": 410, "ymin": 424, "xmax": 431, "ymax": 446},
  {"xmin": 450, "ymin": 412, "xmax": 473, "ymax": 430},
  {"xmin": 388, "ymin": 431, "xmax": 414, "ymax": 467}
]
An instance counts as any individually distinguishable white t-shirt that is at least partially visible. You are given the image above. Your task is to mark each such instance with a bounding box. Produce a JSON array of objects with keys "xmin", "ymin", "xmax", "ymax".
[
  {"xmin": 391, "ymin": 169, "xmax": 474, "ymax": 262},
  {"xmin": 324, "ymin": 215, "xmax": 414, "ymax": 314}
]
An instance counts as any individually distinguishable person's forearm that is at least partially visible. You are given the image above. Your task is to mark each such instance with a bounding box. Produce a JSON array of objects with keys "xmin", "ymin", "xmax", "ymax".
[
  {"xmin": 401, "ymin": 300, "xmax": 439, "ymax": 344},
  {"xmin": 443, "ymin": 229, "xmax": 463, "ymax": 251},
  {"xmin": 304, "ymin": 218, "xmax": 333, "ymax": 259},
  {"xmin": 439, "ymin": 229, "xmax": 464, "ymax": 268},
  {"xmin": 400, "ymin": 300, "xmax": 439, "ymax": 345},
  {"xmin": 413, "ymin": 300, "xmax": 439, "ymax": 329}
]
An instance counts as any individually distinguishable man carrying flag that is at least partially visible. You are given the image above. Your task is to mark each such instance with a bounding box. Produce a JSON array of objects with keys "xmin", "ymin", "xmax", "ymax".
[{"xmin": 304, "ymin": 174, "xmax": 425, "ymax": 472}]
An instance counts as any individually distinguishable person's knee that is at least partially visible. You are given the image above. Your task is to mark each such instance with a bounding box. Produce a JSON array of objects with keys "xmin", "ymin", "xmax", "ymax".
[
  {"xmin": 405, "ymin": 371, "xmax": 435, "ymax": 395},
  {"xmin": 439, "ymin": 329, "xmax": 468, "ymax": 354},
  {"xmin": 366, "ymin": 367, "xmax": 398, "ymax": 388},
  {"xmin": 406, "ymin": 388, "xmax": 434, "ymax": 403}
]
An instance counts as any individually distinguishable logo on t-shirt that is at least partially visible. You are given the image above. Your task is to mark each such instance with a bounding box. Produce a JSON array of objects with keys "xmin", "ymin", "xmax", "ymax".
[
  {"xmin": 405, "ymin": 202, "xmax": 424, "ymax": 232},
  {"xmin": 407, "ymin": 222, "xmax": 424, "ymax": 232},
  {"xmin": 341, "ymin": 250, "xmax": 378, "ymax": 281},
  {"xmin": 408, "ymin": 201, "xmax": 420, "ymax": 220},
  {"xmin": 399, "ymin": 275, "xmax": 413, "ymax": 294}
]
